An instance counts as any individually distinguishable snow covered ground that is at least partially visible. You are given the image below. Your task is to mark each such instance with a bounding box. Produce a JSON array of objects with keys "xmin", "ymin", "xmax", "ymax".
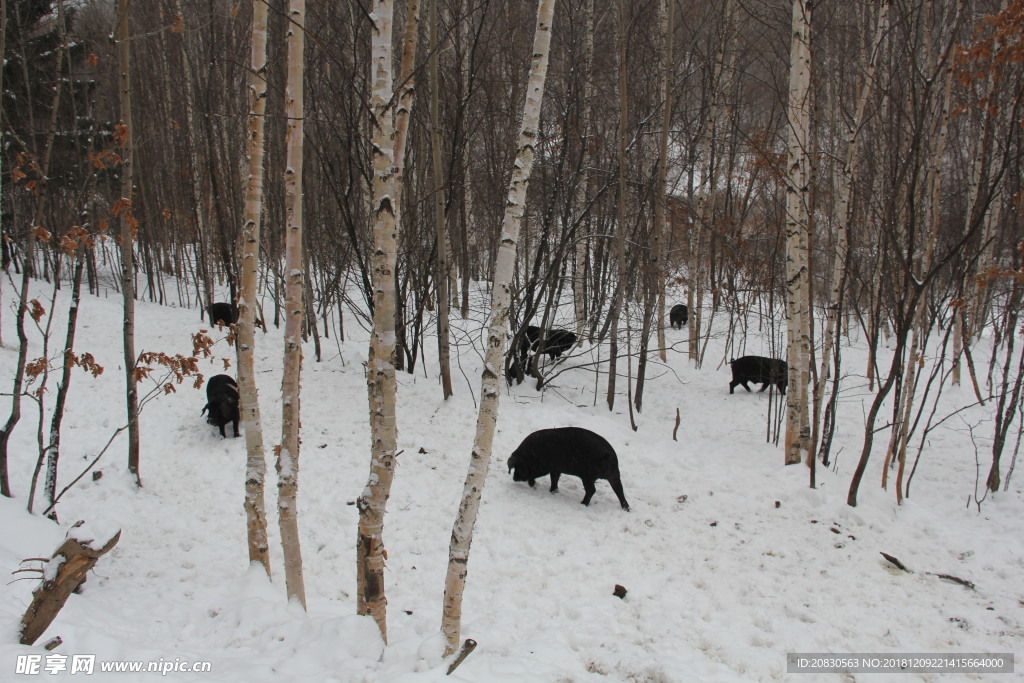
[{"xmin": 1, "ymin": 278, "xmax": 1022, "ymax": 682}]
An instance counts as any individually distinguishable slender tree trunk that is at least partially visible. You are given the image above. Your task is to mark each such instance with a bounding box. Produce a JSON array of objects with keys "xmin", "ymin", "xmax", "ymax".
[
  {"xmin": 987, "ymin": 291, "xmax": 1023, "ymax": 491},
  {"xmin": 115, "ymin": 0, "xmax": 140, "ymax": 487},
  {"xmin": 0, "ymin": 0, "xmax": 67, "ymax": 497},
  {"xmin": 43, "ymin": 236, "xmax": 87, "ymax": 521},
  {"xmin": 606, "ymin": 0, "xmax": 629, "ymax": 411},
  {"xmin": 635, "ymin": 0, "xmax": 674, "ymax": 411},
  {"xmin": 847, "ymin": 298, "xmax": 920, "ymax": 507},
  {"xmin": 654, "ymin": 0, "xmax": 672, "ymax": 364},
  {"xmin": 278, "ymin": 0, "xmax": 306, "ymax": 609},
  {"xmin": 430, "ymin": 0, "xmax": 453, "ymax": 400},
  {"xmin": 691, "ymin": 0, "xmax": 734, "ymax": 366},
  {"xmin": 957, "ymin": 3, "xmax": 1005, "ymax": 381},
  {"xmin": 174, "ymin": 0, "xmax": 212, "ymax": 317},
  {"xmin": 654, "ymin": 0, "xmax": 672, "ymax": 363},
  {"xmin": 889, "ymin": 3, "xmax": 960, "ymax": 503},
  {"xmin": 238, "ymin": 0, "xmax": 271, "ymax": 577},
  {"xmin": 441, "ymin": 0, "xmax": 555, "ymax": 656},
  {"xmin": 0, "ymin": 0, "xmax": 6, "ymax": 350},
  {"xmin": 572, "ymin": 0, "xmax": 594, "ymax": 346},
  {"xmin": 967, "ymin": 0, "xmax": 1009, "ymax": 342},
  {"xmin": 880, "ymin": 0, "xmax": 958, "ymax": 495},
  {"xmin": 951, "ymin": 305, "xmax": 963, "ymax": 386},
  {"xmin": 358, "ymin": 0, "xmax": 420, "ymax": 642},
  {"xmin": 783, "ymin": 0, "xmax": 812, "ymax": 467}
]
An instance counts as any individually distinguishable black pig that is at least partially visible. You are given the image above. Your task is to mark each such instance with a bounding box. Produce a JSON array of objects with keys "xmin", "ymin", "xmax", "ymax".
[
  {"xmin": 202, "ymin": 374, "xmax": 240, "ymax": 438},
  {"xmin": 669, "ymin": 304, "xmax": 688, "ymax": 329},
  {"xmin": 523, "ymin": 325, "xmax": 577, "ymax": 360},
  {"xmin": 729, "ymin": 355, "xmax": 788, "ymax": 395},
  {"xmin": 208, "ymin": 302, "xmax": 262, "ymax": 328},
  {"xmin": 508, "ymin": 427, "xmax": 629, "ymax": 511},
  {"xmin": 208, "ymin": 302, "xmax": 238, "ymax": 326}
]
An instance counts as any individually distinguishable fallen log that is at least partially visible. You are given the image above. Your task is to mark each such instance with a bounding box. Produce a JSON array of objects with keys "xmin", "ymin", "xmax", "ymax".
[{"xmin": 19, "ymin": 528, "xmax": 121, "ymax": 646}]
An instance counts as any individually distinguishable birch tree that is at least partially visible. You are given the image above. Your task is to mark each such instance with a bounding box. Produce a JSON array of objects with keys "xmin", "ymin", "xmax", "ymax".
[
  {"xmin": 239, "ymin": 0, "xmax": 271, "ymax": 576},
  {"xmin": 440, "ymin": 0, "xmax": 555, "ymax": 657},
  {"xmin": 357, "ymin": 0, "xmax": 420, "ymax": 641},
  {"xmin": 278, "ymin": 0, "xmax": 306, "ymax": 608},
  {"xmin": 783, "ymin": 0, "xmax": 812, "ymax": 467}
]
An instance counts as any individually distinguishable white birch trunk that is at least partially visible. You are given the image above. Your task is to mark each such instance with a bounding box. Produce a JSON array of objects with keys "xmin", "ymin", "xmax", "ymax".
[
  {"xmin": 440, "ymin": 0, "xmax": 555, "ymax": 656},
  {"xmin": 358, "ymin": 0, "xmax": 419, "ymax": 642},
  {"xmin": 278, "ymin": 0, "xmax": 306, "ymax": 609},
  {"xmin": 239, "ymin": 0, "xmax": 270, "ymax": 576},
  {"xmin": 783, "ymin": 0, "xmax": 812, "ymax": 466}
]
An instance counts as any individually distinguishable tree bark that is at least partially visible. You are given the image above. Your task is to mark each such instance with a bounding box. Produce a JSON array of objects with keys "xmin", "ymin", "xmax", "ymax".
[
  {"xmin": 43, "ymin": 234, "xmax": 88, "ymax": 521},
  {"xmin": 358, "ymin": 0, "xmax": 420, "ymax": 642},
  {"xmin": 783, "ymin": 0, "xmax": 813, "ymax": 467},
  {"xmin": 441, "ymin": 0, "xmax": 555, "ymax": 656},
  {"xmin": 278, "ymin": 0, "xmax": 306, "ymax": 609},
  {"xmin": 637, "ymin": 0, "xmax": 675, "ymax": 409},
  {"xmin": 20, "ymin": 530, "xmax": 121, "ymax": 646},
  {"xmin": 238, "ymin": 0, "xmax": 271, "ymax": 577},
  {"xmin": 116, "ymin": 0, "xmax": 141, "ymax": 487},
  {"xmin": 606, "ymin": 0, "xmax": 629, "ymax": 411},
  {"xmin": 572, "ymin": 0, "xmax": 595, "ymax": 346},
  {"xmin": 430, "ymin": 0, "xmax": 453, "ymax": 400},
  {"xmin": 0, "ymin": 0, "xmax": 6, "ymax": 348},
  {"xmin": 654, "ymin": 0, "xmax": 672, "ymax": 364}
]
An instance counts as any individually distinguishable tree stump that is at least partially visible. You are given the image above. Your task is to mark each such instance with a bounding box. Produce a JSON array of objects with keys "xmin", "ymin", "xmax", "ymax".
[{"xmin": 19, "ymin": 530, "xmax": 121, "ymax": 645}]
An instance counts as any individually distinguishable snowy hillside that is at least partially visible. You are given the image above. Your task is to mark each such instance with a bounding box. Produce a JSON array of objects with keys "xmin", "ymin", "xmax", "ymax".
[{"xmin": 1, "ymin": 282, "xmax": 1022, "ymax": 682}]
